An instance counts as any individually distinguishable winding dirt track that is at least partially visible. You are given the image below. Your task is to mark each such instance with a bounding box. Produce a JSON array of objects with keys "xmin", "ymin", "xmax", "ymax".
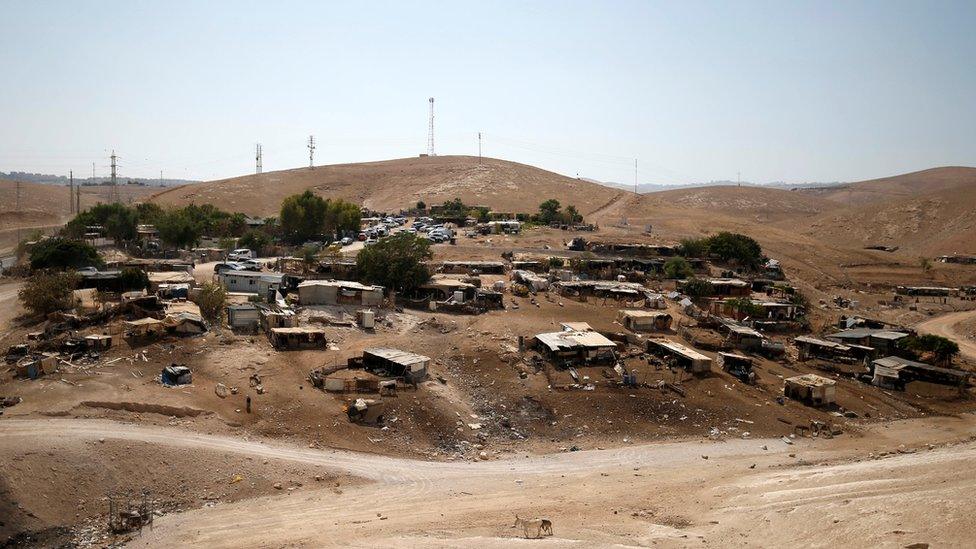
[
  {"xmin": 916, "ymin": 308, "xmax": 976, "ymax": 361},
  {"xmin": 3, "ymin": 417, "xmax": 976, "ymax": 547}
]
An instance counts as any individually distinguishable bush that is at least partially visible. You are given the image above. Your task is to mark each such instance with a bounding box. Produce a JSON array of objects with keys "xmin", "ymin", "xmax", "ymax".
[
  {"xmin": 538, "ymin": 199, "xmax": 562, "ymax": 224},
  {"xmin": 682, "ymin": 277, "xmax": 714, "ymax": 299},
  {"xmin": 678, "ymin": 238, "xmax": 709, "ymax": 258},
  {"xmin": 663, "ymin": 257, "xmax": 694, "ymax": 279},
  {"xmin": 548, "ymin": 257, "xmax": 565, "ymax": 269},
  {"xmin": 156, "ymin": 209, "xmax": 203, "ymax": 249},
  {"xmin": 356, "ymin": 232, "xmax": 432, "ymax": 292},
  {"xmin": 196, "ymin": 282, "xmax": 227, "ymax": 323},
  {"xmin": 120, "ymin": 268, "xmax": 150, "ymax": 291},
  {"xmin": 725, "ymin": 297, "xmax": 766, "ymax": 319},
  {"xmin": 18, "ymin": 270, "xmax": 78, "ymax": 316},
  {"xmin": 29, "ymin": 238, "xmax": 103, "ymax": 270}
]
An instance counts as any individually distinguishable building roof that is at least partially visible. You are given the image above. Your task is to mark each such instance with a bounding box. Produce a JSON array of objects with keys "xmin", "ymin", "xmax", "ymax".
[
  {"xmin": 535, "ymin": 330, "xmax": 617, "ymax": 352},
  {"xmin": 708, "ymin": 278, "xmax": 750, "ymax": 287},
  {"xmin": 297, "ymin": 280, "xmax": 380, "ymax": 291},
  {"xmin": 560, "ymin": 321, "xmax": 594, "ymax": 332},
  {"xmin": 124, "ymin": 317, "xmax": 163, "ymax": 327},
  {"xmin": 220, "ymin": 271, "xmax": 284, "ymax": 282},
  {"xmin": 148, "ymin": 271, "xmax": 195, "ymax": 284},
  {"xmin": 364, "ymin": 347, "xmax": 431, "ymax": 366},
  {"xmin": 794, "ymin": 335, "xmax": 852, "ymax": 351},
  {"xmin": 270, "ymin": 327, "xmax": 326, "ymax": 335},
  {"xmin": 873, "ymin": 356, "xmax": 970, "ymax": 378},
  {"xmin": 647, "ymin": 339, "xmax": 711, "ymax": 362},
  {"xmin": 618, "ymin": 309, "xmax": 671, "ymax": 319},
  {"xmin": 785, "ymin": 374, "xmax": 836, "ymax": 387},
  {"xmin": 828, "ymin": 328, "xmax": 909, "ymax": 341}
]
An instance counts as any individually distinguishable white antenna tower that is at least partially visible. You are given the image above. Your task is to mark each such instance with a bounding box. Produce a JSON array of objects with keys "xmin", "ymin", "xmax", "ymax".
[
  {"xmin": 478, "ymin": 132, "xmax": 482, "ymax": 164},
  {"xmin": 110, "ymin": 149, "xmax": 119, "ymax": 202},
  {"xmin": 256, "ymin": 143, "xmax": 263, "ymax": 174},
  {"xmin": 634, "ymin": 158, "xmax": 638, "ymax": 195},
  {"xmin": 427, "ymin": 97, "xmax": 435, "ymax": 156},
  {"xmin": 307, "ymin": 135, "xmax": 315, "ymax": 168}
]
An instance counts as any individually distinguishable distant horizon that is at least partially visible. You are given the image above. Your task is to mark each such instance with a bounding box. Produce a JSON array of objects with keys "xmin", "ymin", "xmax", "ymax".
[{"xmin": 4, "ymin": 154, "xmax": 975, "ymax": 190}]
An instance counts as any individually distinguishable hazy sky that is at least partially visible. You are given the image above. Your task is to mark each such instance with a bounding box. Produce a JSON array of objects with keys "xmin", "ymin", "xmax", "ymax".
[{"xmin": 1, "ymin": 0, "xmax": 973, "ymax": 185}]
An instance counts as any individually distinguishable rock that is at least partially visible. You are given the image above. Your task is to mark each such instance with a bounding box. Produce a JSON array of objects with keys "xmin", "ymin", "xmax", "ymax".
[
  {"xmin": 215, "ymin": 383, "xmax": 230, "ymax": 398},
  {"xmin": 273, "ymin": 482, "xmax": 283, "ymax": 490},
  {"xmin": 479, "ymin": 451, "xmax": 489, "ymax": 460}
]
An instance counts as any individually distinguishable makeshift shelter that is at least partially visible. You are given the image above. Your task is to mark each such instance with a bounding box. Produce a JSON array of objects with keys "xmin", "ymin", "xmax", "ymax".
[
  {"xmin": 533, "ymin": 329, "xmax": 617, "ymax": 366},
  {"xmin": 784, "ymin": 374, "xmax": 836, "ymax": 407},
  {"xmin": 645, "ymin": 339, "xmax": 712, "ymax": 373},
  {"xmin": 617, "ymin": 310, "xmax": 672, "ymax": 332},
  {"xmin": 218, "ymin": 271, "xmax": 283, "ymax": 296},
  {"xmin": 124, "ymin": 317, "xmax": 165, "ymax": 338},
  {"xmin": 84, "ymin": 334, "xmax": 113, "ymax": 350},
  {"xmin": 439, "ymin": 261, "xmax": 506, "ymax": 274},
  {"xmin": 163, "ymin": 312, "xmax": 207, "ymax": 335},
  {"xmin": 269, "ymin": 327, "xmax": 328, "ymax": 350},
  {"xmin": 795, "ymin": 335, "xmax": 874, "ymax": 363},
  {"xmin": 147, "ymin": 271, "xmax": 195, "ymax": 291},
  {"xmin": 718, "ymin": 352, "xmax": 756, "ymax": 384},
  {"xmin": 227, "ymin": 303, "xmax": 261, "ymax": 330},
  {"xmin": 871, "ymin": 356, "xmax": 971, "ymax": 390},
  {"xmin": 347, "ymin": 398, "xmax": 386, "ymax": 425},
  {"xmin": 826, "ymin": 328, "xmax": 909, "ymax": 355},
  {"xmin": 355, "ymin": 348, "xmax": 431, "ymax": 383},
  {"xmin": 297, "ymin": 280, "xmax": 384, "ymax": 307}
]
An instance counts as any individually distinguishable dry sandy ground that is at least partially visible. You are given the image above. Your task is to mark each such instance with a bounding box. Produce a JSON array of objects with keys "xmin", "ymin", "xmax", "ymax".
[
  {"xmin": 1, "ymin": 415, "xmax": 974, "ymax": 548},
  {"xmin": 917, "ymin": 308, "xmax": 976, "ymax": 362}
]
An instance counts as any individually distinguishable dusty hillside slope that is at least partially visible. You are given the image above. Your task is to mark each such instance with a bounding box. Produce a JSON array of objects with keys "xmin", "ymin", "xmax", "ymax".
[
  {"xmin": 151, "ymin": 155, "xmax": 626, "ymax": 216},
  {"xmin": 800, "ymin": 166, "xmax": 976, "ymax": 206},
  {"xmin": 798, "ymin": 182, "xmax": 976, "ymax": 256}
]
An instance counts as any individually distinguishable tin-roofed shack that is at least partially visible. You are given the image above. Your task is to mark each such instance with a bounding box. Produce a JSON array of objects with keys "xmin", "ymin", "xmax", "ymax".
[
  {"xmin": 617, "ymin": 310, "xmax": 672, "ymax": 332},
  {"xmin": 895, "ymin": 286, "xmax": 956, "ymax": 297},
  {"xmin": 269, "ymin": 327, "xmax": 327, "ymax": 350},
  {"xmin": 439, "ymin": 261, "xmax": 506, "ymax": 275},
  {"xmin": 717, "ymin": 352, "xmax": 756, "ymax": 384},
  {"xmin": 703, "ymin": 278, "xmax": 752, "ymax": 297},
  {"xmin": 826, "ymin": 328, "xmax": 909, "ymax": 355},
  {"xmin": 533, "ymin": 328, "xmax": 617, "ymax": 367},
  {"xmin": 795, "ymin": 335, "xmax": 874, "ymax": 364},
  {"xmin": 871, "ymin": 356, "xmax": 971, "ymax": 391},
  {"xmin": 297, "ymin": 280, "xmax": 384, "ymax": 307},
  {"xmin": 644, "ymin": 339, "xmax": 712, "ymax": 373},
  {"xmin": 351, "ymin": 348, "xmax": 431, "ymax": 384},
  {"xmin": 784, "ymin": 374, "xmax": 836, "ymax": 407}
]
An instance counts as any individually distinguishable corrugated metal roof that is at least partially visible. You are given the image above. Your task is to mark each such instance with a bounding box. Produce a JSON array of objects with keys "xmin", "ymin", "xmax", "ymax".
[
  {"xmin": 364, "ymin": 347, "xmax": 430, "ymax": 366},
  {"xmin": 535, "ymin": 331, "xmax": 617, "ymax": 351},
  {"xmin": 647, "ymin": 339, "xmax": 711, "ymax": 362}
]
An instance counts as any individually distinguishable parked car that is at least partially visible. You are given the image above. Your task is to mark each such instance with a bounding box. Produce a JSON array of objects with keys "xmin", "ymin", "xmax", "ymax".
[
  {"xmin": 341, "ymin": 236, "xmax": 353, "ymax": 246},
  {"xmin": 228, "ymin": 248, "xmax": 255, "ymax": 261},
  {"xmin": 358, "ymin": 232, "xmax": 367, "ymax": 241},
  {"xmin": 364, "ymin": 238, "xmax": 377, "ymax": 247},
  {"xmin": 241, "ymin": 259, "xmax": 263, "ymax": 272}
]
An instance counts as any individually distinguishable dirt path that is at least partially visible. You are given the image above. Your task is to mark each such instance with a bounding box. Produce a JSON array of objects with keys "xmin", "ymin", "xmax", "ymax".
[
  {"xmin": 0, "ymin": 280, "xmax": 24, "ymax": 338},
  {"xmin": 916, "ymin": 309, "xmax": 976, "ymax": 361},
  {"xmin": 3, "ymin": 416, "xmax": 976, "ymax": 548}
]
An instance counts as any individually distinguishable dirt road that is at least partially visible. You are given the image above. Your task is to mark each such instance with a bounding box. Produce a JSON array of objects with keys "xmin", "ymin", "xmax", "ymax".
[
  {"xmin": 3, "ymin": 417, "xmax": 975, "ymax": 548},
  {"xmin": 916, "ymin": 308, "xmax": 976, "ymax": 361}
]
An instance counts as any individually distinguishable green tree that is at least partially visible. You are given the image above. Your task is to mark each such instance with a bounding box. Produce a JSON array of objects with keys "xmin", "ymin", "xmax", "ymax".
[
  {"xmin": 678, "ymin": 237, "xmax": 709, "ymax": 258},
  {"xmin": 416, "ymin": 200, "xmax": 426, "ymax": 211},
  {"xmin": 196, "ymin": 282, "xmax": 227, "ymax": 323},
  {"xmin": 564, "ymin": 205, "xmax": 583, "ymax": 224},
  {"xmin": 238, "ymin": 230, "xmax": 271, "ymax": 255},
  {"xmin": 706, "ymin": 232, "xmax": 763, "ymax": 268},
  {"xmin": 15, "ymin": 229, "xmax": 44, "ymax": 260},
  {"xmin": 156, "ymin": 209, "xmax": 202, "ymax": 249},
  {"xmin": 548, "ymin": 256, "xmax": 565, "ymax": 269},
  {"xmin": 119, "ymin": 267, "xmax": 150, "ymax": 291},
  {"xmin": 324, "ymin": 199, "xmax": 362, "ymax": 235},
  {"xmin": 682, "ymin": 277, "xmax": 714, "ymax": 299},
  {"xmin": 135, "ymin": 202, "xmax": 164, "ymax": 224},
  {"xmin": 29, "ymin": 238, "xmax": 103, "ymax": 270},
  {"xmin": 663, "ymin": 257, "xmax": 694, "ymax": 279},
  {"xmin": 280, "ymin": 190, "xmax": 327, "ymax": 243},
  {"xmin": 356, "ymin": 232, "xmax": 432, "ymax": 292},
  {"xmin": 65, "ymin": 203, "xmax": 138, "ymax": 242},
  {"xmin": 897, "ymin": 334, "xmax": 959, "ymax": 365},
  {"xmin": 538, "ymin": 199, "xmax": 562, "ymax": 224},
  {"xmin": 18, "ymin": 270, "xmax": 78, "ymax": 316},
  {"xmin": 919, "ymin": 257, "xmax": 932, "ymax": 274},
  {"xmin": 725, "ymin": 297, "xmax": 766, "ymax": 319}
]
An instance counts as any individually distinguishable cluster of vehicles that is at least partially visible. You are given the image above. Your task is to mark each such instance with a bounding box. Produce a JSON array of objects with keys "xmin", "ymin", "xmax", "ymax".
[
  {"xmin": 408, "ymin": 217, "xmax": 455, "ymax": 243},
  {"xmin": 215, "ymin": 249, "xmax": 263, "ymax": 273}
]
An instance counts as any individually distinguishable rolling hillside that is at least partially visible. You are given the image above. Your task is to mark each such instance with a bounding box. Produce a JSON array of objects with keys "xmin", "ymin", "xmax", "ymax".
[
  {"xmin": 800, "ymin": 166, "xmax": 976, "ymax": 206},
  {"xmin": 150, "ymin": 155, "xmax": 626, "ymax": 217}
]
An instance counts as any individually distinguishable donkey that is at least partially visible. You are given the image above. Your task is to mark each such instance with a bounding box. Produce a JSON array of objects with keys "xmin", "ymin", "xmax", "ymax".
[{"xmin": 514, "ymin": 515, "xmax": 552, "ymax": 538}]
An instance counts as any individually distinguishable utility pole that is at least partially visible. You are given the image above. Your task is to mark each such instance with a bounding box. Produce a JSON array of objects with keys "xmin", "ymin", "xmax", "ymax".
[
  {"xmin": 634, "ymin": 159, "xmax": 639, "ymax": 195},
  {"xmin": 76, "ymin": 183, "xmax": 81, "ymax": 214},
  {"xmin": 478, "ymin": 132, "xmax": 482, "ymax": 164},
  {"xmin": 737, "ymin": 171, "xmax": 741, "ymax": 187},
  {"xmin": 427, "ymin": 97, "xmax": 435, "ymax": 156},
  {"xmin": 307, "ymin": 136, "xmax": 315, "ymax": 168},
  {"xmin": 256, "ymin": 143, "xmax": 263, "ymax": 174},
  {"xmin": 69, "ymin": 170, "xmax": 74, "ymax": 213},
  {"xmin": 110, "ymin": 150, "xmax": 119, "ymax": 202}
]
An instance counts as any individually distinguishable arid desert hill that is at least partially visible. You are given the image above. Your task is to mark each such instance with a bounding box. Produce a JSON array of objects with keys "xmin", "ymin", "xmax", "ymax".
[
  {"xmin": 799, "ymin": 166, "xmax": 976, "ymax": 206},
  {"xmin": 150, "ymin": 155, "xmax": 627, "ymax": 217}
]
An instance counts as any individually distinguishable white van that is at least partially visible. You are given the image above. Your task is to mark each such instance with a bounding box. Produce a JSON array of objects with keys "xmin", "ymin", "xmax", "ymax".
[{"xmin": 228, "ymin": 248, "xmax": 255, "ymax": 261}]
